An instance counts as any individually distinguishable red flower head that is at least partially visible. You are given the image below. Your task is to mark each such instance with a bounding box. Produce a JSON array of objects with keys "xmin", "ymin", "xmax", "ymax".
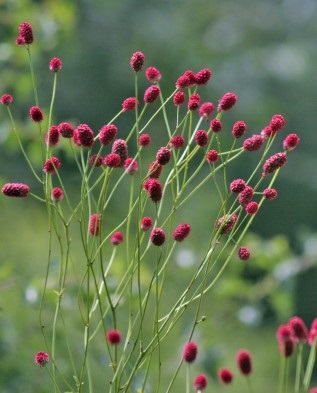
[
  {"xmin": 156, "ymin": 147, "xmax": 171, "ymax": 165},
  {"xmin": 106, "ymin": 329, "xmax": 122, "ymax": 345},
  {"xmin": 263, "ymin": 188, "xmax": 278, "ymax": 200},
  {"xmin": 236, "ymin": 349, "xmax": 252, "ymax": 375},
  {"xmin": 188, "ymin": 93, "xmax": 200, "ymax": 111},
  {"xmin": 89, "ymin": 154, "xmax": 103, "ymax": 167},
  {"xmin": 148, "ymin": 161, "xmax": 163, "ymax": 179},
  {"xmin": 139, "ymin": 133, "xmax": 151, "ymax": 147},
  {"xmin": 49, "ymin": 57, "xmax": 62, "ymax": 72},
  {"xmin": 195, "ymin": 68, "xmax": 212, "ymax": 85},
  {"xmin": 144, "ymin": 178, "xmax": 162, "ymax": 203},
  {"xmin": 230, "ymin": 179, "xmax": 246, "ymax": 193},
  {"xmin": 124, "ymin": 158, "xmax": 138, "ymax": 174},
  {"xmin": 276, "ymin": 324, "xmax": 292, "ymax": 342},
  {"xmin": 144, "ymin": 85, "xmax": 160, "ymax": 104},
  {"xmin": 199, "ymin": 102, "xmax": 215, "ymax": 119},
  {"xmin": 283, "ymin": 133, "xmax": 300, "ymax": 151},
  {"xmin": 262, "ymin": 152, "xmax": 287, "ymax": 177},
  {"xmin": 2, "ymin": 183, "xmax": 30, "ymax": 197},
  {"xmin": 29, "ymin": 106, "xmax": 44, "ymax": 122},
  {"xmin": 58, "ymin": 122, "xmax": 74, "ymax": 138},
  {"xmin": 18, "ymin": 22, "xmax": 33, "ymax": 44},
  {"xmin": 150, "ymin": 227, "xmax": 166, "ymax": 246},
  {"xmin": 261, "ymin": 125, "xmax": 274, "ymax": 139},
  {"xmin": 288, "ymin": 316, "xmax": 308, "ymax": 343},
  {"xmin": 182, "ymin": 341, "xmax": 198, "ymax": 363},
  {"xmin": 141, "ymin": 216, "xmax": 153, "ymax": 231},
  {"xmin": 216, "ymin": 214, "xmax": 238, "ymax": 234},
  {"xmin": 176, "ymin": 70, "xmax": 196, "ymax": 89},
  {"xmin": 278, "ymin": 338, "xmax": 295, "ymax": 357},
  {"xmin": 130, "ymin": 51, "xmax": 145, "ymax": 72},
  {"xmin": 309, "ymin": 319, "xmax": 317, "ymax": 345},
  {"xmin": 309, "ymin": 388, "xmax": 317, "ymax": 393},
  {"xmin": 218, "ymin": 92, "xmax": 237, "ymax": 112},
  {"xmin": 51, "ymin": 187, "xmax": 63, "ymax": 202},
  {"xmin": 245, "ymin": 201, "xmax": 259, "ymax": 215},
  {"xmin": 173, "ymin": 91, "xmax": 185, "ymax": 106},
  {"xmin": 145, "ymin": 66, "xmax": 162, "ymax": 83},
  {"xmin": 16, "ymin": 36, "xmax": 25, "ymax": 46},
  {"xmin": 99, "ymin": 124, "xmax": 118, "ymax": 146},
  {"xmin": 194, "ymin": 374, "xmax": 207, "ymax": 391},
  {"xmin": 218, "ymin": 368, "xmax": 234, "ymax": 384},
  {"xmin": 45, "ymin": 125, "xmax": 60, "ymax": 147},
  {"xmin": 103, "ymin": 153, "xmax": 121, "ymax": 168},
  {"xmin": 206, "ymin": 149, "xmax": 219, "ymax": 163},
  {"xmin": 111, "ymin": 139, "xmax": 128, "ymax": 166},
  {"xmin": 270, "ymin": 114, "xmax": 285, "ymax": 132},
  {"xmin": 238, "ymin": 185, "xmax": 254, "ymax": 206},
  {"xmin": 34, "ymin": 351, "xmax": 49, "ymax": 367},
  {"xmin": 195, "ymin": 130, "xmax": 208, "ymax": 147},
  {"xmin": 43, "ymin": 157, "xmax": 61, "ymax": 175},
  {"xmin": 232, "ymin": 120, "xmax": 247, "ymax": 138},
  {"xmin": 173, "ymin": 223, "xmax": 191, "ymax": 242},
  {"xmin": 243, "ymin": 135, "xmax": 264, "ymax": 152},
  {"xmin": 75, "ymin": 124, "xmax": 94, "ymax": 148},
  {"xmin": 170, "ymin": 135, "xmax": 185, "ymax": 149},
  {"xmin": 111, "ymin": 231, "xmax": 124, "ymax": 245},
  {"xmin": 122, "ymin": 97, "xmax": 139, "ymax": 112},
  {"xmin": 238, "ymin": 246, "xmax": 251, "ymax": 260},
  {"xmin": 89, "ymin": 213, "xmax": 101, "ymax": 236},
  {"xmin": 210, "ymin": 118, "xmax": 222, "ymax": 132},
  {"xmin": 0, "ymin": 94, "xmax": 13, "ymax": 105}
]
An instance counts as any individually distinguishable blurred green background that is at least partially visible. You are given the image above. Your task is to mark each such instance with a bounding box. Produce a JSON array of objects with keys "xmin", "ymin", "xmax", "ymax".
[{"xmin": 1, "ymin": 0, "xmax": 317, "ymax": 392}]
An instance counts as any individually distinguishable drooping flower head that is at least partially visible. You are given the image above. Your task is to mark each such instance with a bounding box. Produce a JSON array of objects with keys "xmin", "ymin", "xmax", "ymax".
[
  {"xmin": 262, "ymin": 152, "xmax": 287, "ymax": 177},
  {"xmin": 2, "ymin": 183, "xmax": 30, "ymax": 197},
  {"xmin": 243, "ymin": 135, "xmax": 264, "ymax": 152}
]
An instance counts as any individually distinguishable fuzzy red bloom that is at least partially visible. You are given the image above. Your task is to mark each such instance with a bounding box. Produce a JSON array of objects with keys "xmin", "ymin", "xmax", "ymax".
[
  {"xmin": 243, "ymin": 135, "xmax": 264, "ymax": 152},
  {"xmin": 218, "ymin": 368, "xmax": 234, "ymax": 384},
  {"xmin": 276, "ymin": 324, "xmax": 292, "ymax": 342},
  {"xmin": 89, "ymin": 154, "xmax": 103, "ymax": 167},
  {"xmin": 245, "ymin": 201, "xmax": 259, "ymax": 215},
  {"xmin": 49, "ymin": 57, "xmax": 62, "ymax": 72},
  {"xmin": 188, "ymin": 93, "xmax": 200, "ymax": 111},
  {"xmin": 150, "ymin": 228, "xmax": 166, "ymax": 246},
  {"xmin": 210, "ymin": 118, "xmax": 222, "ymax": 132},
  {"xmin": 230, "ymin": 179, "xmax": 246, "ymax": 193},
  {"xmin": 18, "ymin": 22, "xmax": 33, "ymax": 44},
  {"xmin": 283, "ymin": 133, "xmax": 300, "ymax": 151},
  {"xmin": 124, "ymin": 158, "xmax": 138, "ymax": 174},
  {"xmin": 261, "ymin": 125, "xmax": 274, "ymax": 138},
  {"xmin": 176, "ymin": 70, "xmax": 196, "ymax": 89},
  {"xmin": 262, "ymin": 152, "xmax": 287, "ymax": 177},
  {"xmin": 76, "ymin": 124, "xmax": 94, "ymax": 147},
  {"xmin": 144, "ymin": 85, "xmax": 160, "ymax": 104},
  {"xmin": 139, "ymin": 133, "xmax": 151, "ymax": 147},
  {"xmin": 263, "ymin": 188, "xmax": 278, "ymax": 200},
  {"xmin": 35, "ymin": 351, "xmax": 49, "ymax": 367},
  {"xmin": 232, "ymin": 120, "xmax": 247, "ymax": 138},
  {"xmin": 199, "ymin": 102, "xmax": 215, "ymax": 119},
  {"xmin": 216, "ymin": 214, "xmax": 238, "ymax": 234},
  {"xmin": 218, "ymin": 92, "xmax": 237, "ymax": 111},
  {"xmin": 193, "ymin": 374, "xmax": 207, "ymax": 391},
  {"xmin": 103, "ymin": 153, "xmax": 121, "ymax": 168},
  {"xmin": 309, "ymin": 388, "xmax": 317, "ymax": 393},
  {"xmin": 173, "ymin": 91, "xmax": 185, "ymax": 106},
  {"xmin": 144, "ymin": 178, "xmax": 162, "ymax": 203},
  {"xmin": 2, "ymin": 182, "xmax": 30, "ymax": 197},
  {"xmin": 99, "ymin": 124, "xmax": 118, "ymax": 146},
  {"xmin": 288, "ymin": 316, "xmax": 308, "ymax": 343},
  {"xmin": 278, "ymin": 338, "xmax": 295, "ymax": 357},
  {"xmin": 16, "ymin": 36, "xmax": 25, "ymax": 46},
  {"xmin": 236, "ymin": 349, "xmax": 252, "ymax": 375},
  {"xmin": 148, "ymin": 161, "xmax": 163, "ymax": 179},
  {"xmin": 130, "ymin": 51, "xmax": 145, "ymax": 72},
  {"xmin": 156, "ymin": 147, "xmax": 171, "ymax": 165},
  {"xmin": 106, "ymin": 329, "xmax": 122, "ymax": 345},
  {"xmin": 89, "ymin": 213, "xmax": 101, "ymax": 236},
  {"xmin": 122, "ymin": 97, "xmax": 139, "ymax": 112},
  {"xmin": 29, "ymin": 106, "xmax": 44, "ymax": 122},
  {"xmin": 58, "ymin": 122, "xmax": 74, "ymax": 138},
  {"xmin": 308, "ymin": 319, "xmax": 317, "ymax": 346},
  {"xmin": 111, "ymin": 139, "xmax": 128, "ymax": 166},
  {"xmin": 0, "ymin": 93, "xmax": 13, "ymax": 105},
  {"xmin": 238, "ymin": 186, "xmax": 254, "ymax": 206},
  {"xmin": 206, "ymin": 149, "xmax": 219, "ymax": 163},
  {"xmin": 195, "ymin": 130, "xmax": 208, "ymax": 147},
  {"xmin": 145, "ymin": 66, "xmax": 161, "ymax": 83},
  {"xmin": 195, "ymin": 68, "xmax": 212, "ymax": 85},
  {"xmin": 43, "ymin": 157, "xmax": 61, "ymax": 175},
  {"xmin": 45, "ymin": 125, "xmax": 60, "ymax": 147},
  {"xmin": 141, "ymin": 216, "xmax": 153, "ymax": 231},
  {"xmin": 170, "ymin": 135, "xmax": 185, "ymax": 149},
  {"xmin": 182, "ymin": 341, "xmax": 198, "ymax": 363},
  {"xmin": 238, "ymin": 246, "xmax": 251, "ymax": 260},
  {"xmin": 173, "ymin": 223, "xmax": 191, "ymax": 242},
  {"xmin": 270, "ymin": 114, "xmax": 285, "ymax": 132},
  {"xmin": 111, "ymin": 231, "xmax": 124, "ymax": 245},
  {"xmin": 51, "ymin": 187, "xmax": 63, "ymax": 202}
]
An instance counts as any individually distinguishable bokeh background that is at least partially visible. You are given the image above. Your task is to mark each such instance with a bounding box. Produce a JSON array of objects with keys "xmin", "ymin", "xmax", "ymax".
[{"xmin": 1, "ymin": 0, "xmax": 317, "ymax": 392}]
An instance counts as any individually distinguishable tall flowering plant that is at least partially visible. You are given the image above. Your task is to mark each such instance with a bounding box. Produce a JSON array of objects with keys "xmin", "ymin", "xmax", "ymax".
[{"xmin": 1, "ymin": 21, "xmax": 313, "ymax": 393}]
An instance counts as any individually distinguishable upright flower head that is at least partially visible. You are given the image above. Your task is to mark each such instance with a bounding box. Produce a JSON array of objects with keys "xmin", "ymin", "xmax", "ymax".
[
  {"xmin": 141, "ymin": 216, "xmax": 153, "ymax": 231},
  {"xmin": 182, "ymin": 341, "xmax": 198, "ymax": 363},
  {"xmin": 173, "ymin": 91, "xmax": 185, "ymax": 106},
  {"xmin": 99, "ymin": 124, "xmax": 118, "ymax": 146},
  {"xmin": 111, "ymin": 139, "xmax": 128, "ymax": 166},
  {"xmin": 144, "ymin": 85, "xmax": 160, "ymax": 104},
  {"xmin": 263, "ymin": 188, "xmax": 278, "ymax": 200},
  {"xmin": 106, "ymin": 329, "xmax": 122, "ymax": 345},
  {"xmin": 75, "ymin": 124, "xmax": 94, "ymax": 148},
  {"xmin": 130, "ymin": 51, "xmax": 145, "ymax": 72},
  {"xmin": 243, "ymin": 135, "xmax": 264, "ymax": 152},
  {"xmin": 43, "ymin": 157, "xmax": 61, "ymax": 175},
  {"xmin": 218, "ymin": 368, "xmax": 234, "ymax": 384},
  {"xmin": 139, "ymin": 133, "xmax": 151, "ymax": 147},
  {"xmin": 210, "ymin": 118, "xmax": 222, "ymax": 133},
  {"xmin": 0, "ymin": 94, "xmax": 13, "ymax": 106},
  {"xmin": 145, "ymin": 66, "xmax": 161, "ymax": 83},
  {"xmin": 124, "ymin": 158, "xmax": 138, "ymax": 174},
  {"xmin": 236, "ymin": 349, "xmax": 252, "ymax": 376},
  {"xmin": 89, "ymin": 154, "xmax": 103, "ymax": 167},
  {"xmin": 199, "ymin": 102, "xmax": 214, "ymax": 119},
  {"xmin": 230, "ymin": 179, "xmax": 246, "ymax": 193},
  {"xmin": 34, "ymin": 351, "xmax": 49, "ymax": 367},
  {"xmin": 238, "ymin": 246, "xmax": 251, "ymax": 260},
  {"xmin": 2, "ymin": 183, "xmax": 30, "ymax": 197},
  {"xmin": 104, "ymin": 153, "xmax": 121, "ymax": 168},
  {"xmin": 195, "ymin": 130, "xmax": 208, "ymax": 147},
  {"xmin": 232, "ymin": 120, "xmax": 247, "ymax": 138},
  {"xmin": 193, "ymin": 374, "xmax": 207, "ymax": 391},
  {"xmin": 238, "ymin": 185, "xmax": 254, "ymax": 206},
  {"xmin": 288, "ymin": 316, "xmax": 308, "ymax": 343},
  {"xmin": 156, "ymin": 147, "xmax": 171, "ymax": 165},
  {"xmin": 262, "ymin": 152, "xmax": 287, "ymax": 177},
  {"xmin": 245, "ymin": 201, "xmax": 259, "ymax": 215},
  {"xmin": 58, "ymin": 122, "xmax": 74, "ymax": 138},
  {"xmin": 283, "ymin": 133, "xmax": 300, "ymax": 151},
  {"xmin": 89, "ymin": 213, "xmax": 101, "ymax": 236},
  {"xmin": 122, "ymin": 97, "xmax": 139, "ymax": 112},
  {"xmin": 49, "ymin": 57, "xmax": 62, "ymax": 72},
  {"xmin": 215, "ymin": 214, "xmax": 238, "ymax": 234},
  {"xmin": 148, "ymin": 161, "xmax": 163, "ymax": 178},
  {"xmin": 170, "ymin": 135, "xmax": 185, "ymax": 149},
  {"xmin": 173, "ymin": 223, "xmax": 191, "ymax": 242},
  {"xmin": 218, "ymin": 92, "xmax": 237, "ymax": 111},
  {"xmin": 18, "ymin": 22, "xmax": 33, "ymax": 44},
  {"xmin": 111, "ymin": 231, "xmax": 124, "ymax": 245},
  {"xmin": 195, "ymin": 68, "xmax": 212, "ymax": 85},
  {"xmin": 29, "ymin": 106, "xmax": 44, "ymax": 122},
  {"xmin": 175, "ymin": 70, "xmax": 196, "ymax": 89},
  {"xmin": 51, "ymin": 187, "xmax": 64, "ymax": 202},
  {"xmin": 188, "ymin": 93, "xmax": 200, "ymax": 111},
  {"xmin": 206, "ymin": 149, "xmax": 219, "ymax": 163},
  {"xmin": 144, "ymin": 178, "xmax": 162, "ymax": 203},
  {"xmin": 45, "ymin": 125, "xmax": 60, "ymax": 147},
  {"xmin": 150, "ymin": 228, "xmax": 166, "ymax": 246},
  {"xmin": 270, "ymin": 114, "xmax": 285, "ymax": 132}
]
